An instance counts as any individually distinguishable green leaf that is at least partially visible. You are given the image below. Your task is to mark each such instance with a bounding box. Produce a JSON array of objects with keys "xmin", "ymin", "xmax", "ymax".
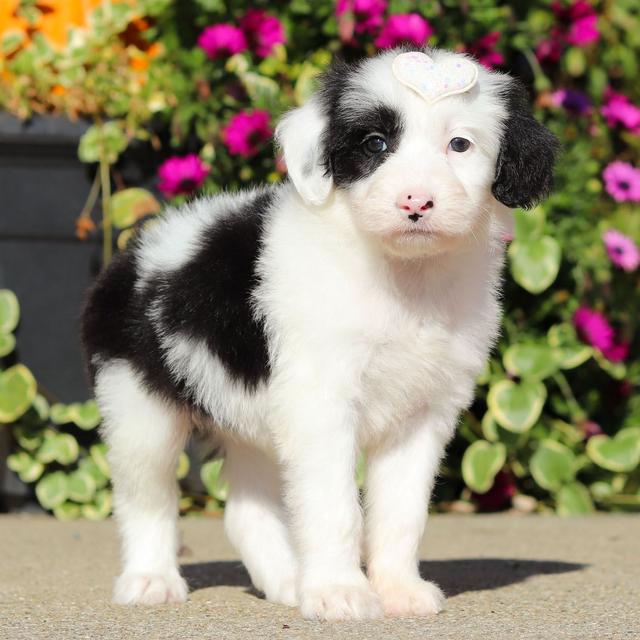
[
  {"xmin": 564, "ymin": 46, "xmax": 587, "ymax": 76},
  {"xmin": 36, "ymin": 471, "xmax": 69, "ymax": 509},
  {"xmin": 67, "ymin": 469, "xmax": 97, "ymax": 503},
  {"xmin": 0, "ymin": 290, "xmax": 19, "ymax": 334},
  {"xmin": 0, "ymin": 333, "xmax": 16, "ymax": 357},
  {"xmin": 81, "ymin": 489, "xmax": 112, "ymax": 521},
  {"xmin": 111, "ymin": 188, "xmax": 161, "ymax": 229},
  {"xmin": 176, "ymin": 451, "xmax": 190, "ymax": 480},
  {"xmin": 12, "ymin": 424, "xmax": 43, "ymax": 451},
  {"xmin": 50, "ymin": 403, "xmax": 72, "ymax": 424},
  {"xmin": 294, "ymin": 62, "xmax": 321, "ymax": 105},
  {"xmin": 239, "ymin": 72, "xmax": 280, "ymax": 111},
  {"xmin": 586, "ymin": 428, "xmax": 640, "ymax": 472},
  {"xmin": 481, "ymin": 411, "xmax": 528, "ymax": 447},
  {"xmin": 513, "ymin": 207, "xmax": 546, "ymax": 240},
  {"xmin": 201, "ymin": 459, "xmax": 229, "ymax": 502},
  {"xmin": 461, "ymin": 440, "xmax": 506, "ymax": 493},
  {"xmin": 90, "ymin": 443, "xmax": 110, "ymax": 477},
  {"xmin": 487, "ymin": 379, "xmax": 547, "ymax": 433},
  {"xmin": 36, "ymin": 433, "xmax": 79, "ymax": 465},
  {"xmin": 78, "ymin": 457, "xmax": 110, "ymax": 489},
  {"xmin": 503, "ymin": 343, "xmax": 559, "ymax": 380},
  {"xmin": 530, "ymin": 440, "xmax": 576, "ymax": 491},
  {"xmin": 53, "ymin": 502, "xmax": 82, "ymax": 521},
  {"xmin": 547, "ymin": 324, "xmax": 592, "ymax": 369},
  {"xmin": 556, "ymin": 482, "xmax": 594, "ymax": 515},
  {"xmin": 7, "ymin": 451, "xmax": 44, "ymax": 483},
  {"xmin": 0, "ymin": 364, "xmax": 38, "ymax": 423},
  {"xmin": 78, "ymin": 122, "xmax": 128, "ymax": 164},
  {"xmin": 69, "ymin": 401, "xmax": 101, "ymax": 430},
  {"xmin": 509, "ymin": 236, "xmax": 561, "ymax": 294}
]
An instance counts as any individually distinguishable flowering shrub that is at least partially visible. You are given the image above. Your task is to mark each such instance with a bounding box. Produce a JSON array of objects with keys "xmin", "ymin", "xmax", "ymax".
[{"xmin": 1, "ymin": 0, "xmax": 639, "ymax": 517}]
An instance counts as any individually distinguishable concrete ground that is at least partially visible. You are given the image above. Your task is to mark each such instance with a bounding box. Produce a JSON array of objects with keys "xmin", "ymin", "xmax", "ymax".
[{"xmin": 0, "ymin": 514, "xmax": 638, "ymax": 640}]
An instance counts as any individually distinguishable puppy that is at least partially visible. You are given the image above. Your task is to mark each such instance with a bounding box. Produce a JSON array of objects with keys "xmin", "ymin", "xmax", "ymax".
[{"xmin": 81, "ymin": 47, "xmax": 556, "ymax": 621}]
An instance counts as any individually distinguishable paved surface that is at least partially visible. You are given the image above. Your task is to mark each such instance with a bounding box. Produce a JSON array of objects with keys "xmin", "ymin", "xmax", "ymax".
[{"xmin": 1, "ymin": 514, "xmax": 638, "ymax": 640}]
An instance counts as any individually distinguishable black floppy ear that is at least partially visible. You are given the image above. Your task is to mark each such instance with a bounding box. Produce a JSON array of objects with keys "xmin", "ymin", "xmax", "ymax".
[{"xmin": 492, "ymin": 79, "xmax": 560, "ymax": 209}]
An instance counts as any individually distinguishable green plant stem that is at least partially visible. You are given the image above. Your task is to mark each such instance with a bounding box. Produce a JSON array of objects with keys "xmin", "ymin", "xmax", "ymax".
[
  {"xmin": 79, "ymin": 169, "xmax": 101, "ymax": 221},
  {"xmin": 98, "ymin": 124, "xmax": 113, "ymax": 267},
  {"xmin": 552, "ymin": 371, "xmax": 586, "ymax": 422}
]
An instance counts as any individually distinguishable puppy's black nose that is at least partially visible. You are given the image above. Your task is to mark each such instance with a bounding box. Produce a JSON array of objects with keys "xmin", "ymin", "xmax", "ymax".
[{"xmin": 408, "ymin": 213, "xmax": 423, "ymax": 223}]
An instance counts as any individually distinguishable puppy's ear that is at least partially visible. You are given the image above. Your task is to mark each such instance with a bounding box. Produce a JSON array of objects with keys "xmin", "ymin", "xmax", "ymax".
[
  {"xmin": 492, "ymin": 79, "xmax": 559, "ymax": 210},
  {"xmin": 275, "ymin": 99, "xmax": 333, "ymax": 206}
]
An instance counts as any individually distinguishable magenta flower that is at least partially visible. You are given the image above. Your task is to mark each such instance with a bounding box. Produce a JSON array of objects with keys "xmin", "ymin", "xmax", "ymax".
[
  {"xmin": 222, "ymin": 110, "xmax": 272, "ymax": 158},
  {"xmin": 552, "ymin": 88, "xmax": 591, "ymax": 116},
  {"xmin": 374, "ymin": 13, "xmax": 433, "ymax": 49},
  {"xmin": 336, "ymin": 0, "xmax": 387, "ymax": 35},
  {"xmin": 240, "ymin": 9, "xmax": 286, "ymax": 59},
  {"xmin": 472, "ymin": 471, "xmax": 515, "ymax": 512},
  {"xmin": 535, "ymin": 38, "xmax": 563, "ymax": 64},
  {"xmin": 573, "ymin": 306, "xmax": 628, "ymax": 362},
  {"xmin": 198, "ymin": 24, "xmax": 248, "ymax": 60},
  {"xmin": 602, "ymin": 89, "xmax": 640, "ymax": 135},
  {"xmin": 157, "ymin": 154, "xmax": 209, "ymax": 198},
  {"xmin": 602, "ymin": 230, "xmax": 640, "ymax": 272},
  {"xmin": 466, "ymin": 32, "xmax": 505, "ymax": 69},
  {"xmin": 603, "ymin": 161, "xmax": 640, "ymax": 203}
]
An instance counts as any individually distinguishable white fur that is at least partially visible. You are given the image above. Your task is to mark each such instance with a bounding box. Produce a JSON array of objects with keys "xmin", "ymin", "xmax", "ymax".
[{"xmin": 95, "ymin": 48, "xmax": 517, "ymax": 621}]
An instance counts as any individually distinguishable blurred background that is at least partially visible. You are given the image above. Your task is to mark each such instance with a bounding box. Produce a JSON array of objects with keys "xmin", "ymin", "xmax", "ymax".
[{"xmin": 0, "ymin": 0, "xmax": 638, "ymax": 519}]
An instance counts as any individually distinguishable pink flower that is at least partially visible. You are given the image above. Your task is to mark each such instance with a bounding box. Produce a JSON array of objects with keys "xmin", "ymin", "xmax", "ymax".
[
  {"xmin": 602, "ymin": 229, "xmax": 640, "ymax": 272},
  {"xmin": 240, "ymin": 9, "xmax": 286, "ymax": 59},
  {"xmin": 602, "ymin": 161, "xmax": 640, "ymax": 202},
  {"xmin": 157, "ymin": 154, "xmax": 209, "ymax": 198},
  {"xmin": 601, "ymin": 89, "xmax": 640, "ymax": 135},
  {"xmin": 554, "ymin": 0, "xmax": 600, "ymax": 46},
  {"xmin": 466, "ymin": 32, "xmax": 505, "ymax": 69},
  {"xmin": 579, "ymin": 420, "xmax": 603, "ymax": 440},
  {"xmin": 221, "ymin": 110, "xmax": 272, "ymax": 158},
  {"xmin": 375, "ymin": 13, "xmax": 433, "ymax": 49},
  {"xmin": 536, "ymin": 38, "xmax": 563, "ymax": 64},
  {"xmin": 573, "ymin": 306, "xmax": 628, "ymax": 362},
  {"xmin": 198, "ymin": 24, "xmax": 248, "ymax": 60},
  {"xmin": 336, "ymin": 0, "xmax": 387, "ymax": 35}
]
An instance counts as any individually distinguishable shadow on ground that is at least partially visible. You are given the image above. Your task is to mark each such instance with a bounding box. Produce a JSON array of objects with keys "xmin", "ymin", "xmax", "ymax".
[{"xmin": 181, "ymin": 558, "xmax": 586, "ymax": 599}]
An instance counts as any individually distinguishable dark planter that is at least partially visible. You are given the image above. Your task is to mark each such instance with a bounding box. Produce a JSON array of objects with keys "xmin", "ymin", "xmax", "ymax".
[{"xmin": 0, "ymin": 114, "xmax": 100, "ymax": 402}]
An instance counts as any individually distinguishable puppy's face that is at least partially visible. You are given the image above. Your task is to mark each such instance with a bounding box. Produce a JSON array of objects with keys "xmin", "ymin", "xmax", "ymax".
[{"xmin": 277, "ymin": 49, "xmax": 558, "ymax": 259}]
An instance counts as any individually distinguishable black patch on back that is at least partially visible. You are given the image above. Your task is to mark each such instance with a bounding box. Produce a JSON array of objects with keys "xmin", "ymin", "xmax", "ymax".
[
  {"xmin": 81, "ymin": 188, "xmax": 274, "ymax": 408},
  {"xmin": 492, "ymin": 79, "xmax": 559, "ymax": 209},
  {"xmin": 316, "ymin": 60, "xmax": 405, "ymax": 186},
  {"xmin": 157, "ymin": 190, "xmax": 273, "ymax": 389}
]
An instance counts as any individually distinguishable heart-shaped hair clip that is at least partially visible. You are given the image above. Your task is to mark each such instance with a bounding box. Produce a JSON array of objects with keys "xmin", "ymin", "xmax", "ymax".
[{"xmin": 392, "ymin": 52, "xmax": 478, "ymax": 104}]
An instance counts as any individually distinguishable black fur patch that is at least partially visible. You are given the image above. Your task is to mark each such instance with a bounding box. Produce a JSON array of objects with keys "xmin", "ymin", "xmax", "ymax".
[
  {"xmin": 492, "ymin": 79, "xmax": 559, "ymax": 209},
  {"xmin": 81, "ymin": 188, "xmax": 274, "ymax": 408},
  {"xmin": 317, "ymin": 61, "xmax": 404, "ymax": 186}
]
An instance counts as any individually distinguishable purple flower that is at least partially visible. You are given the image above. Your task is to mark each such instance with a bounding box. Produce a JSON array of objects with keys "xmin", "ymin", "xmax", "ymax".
[
  {"xmin": 602, "ymin": 161, "xmax": 640, "ymax": 203},
  {"xmin": 374, "ymin": 13, "xmax": 433, "ymax": 49},
  {"xmin": 336, "ymin": 0, "xmax": 387, "ymax": 35},
  {"xmin": 573, "ymin": 306, "xmax": 629, "ymax": 362},
  {"xmin": 551, "ymin": 88, "xmax": 592, "ymax": 116},
  {"xmin": 602, "ymin": 230, "xmax": 640, "ymax": 272},
  {"xmin": 240, "ymin": 9, "xmax": 286, "ymax": 59},
  {"xmin": 198, "ymin": 24, "xmax": 248, "ymax": 60},
  {"xmin": 601, "ymin": 89, "xmax": 640, "ymax": 135},
  {"xmin": 222, "ymin": 110, "xmax": 272, "ymax": 158},
  {"xmin": 472, "ymin": 471, "xmax": 515, "ymax": 512},
  {"xmin": 467, "ymin": 32, "xmax": 505, "ymax": 69},
  {"xmin": 157, "ymin": 154, "xmax": 209, "ymax": 198}
]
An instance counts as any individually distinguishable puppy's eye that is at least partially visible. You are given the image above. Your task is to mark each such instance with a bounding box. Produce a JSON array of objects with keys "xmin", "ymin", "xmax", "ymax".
[
  {"xmin": 449, "ymin": 137, "xmax": 471, "ymax": 153},
  {"xmin": 363, "ymin": 135, "xmax": 388, "ymax": 154}
]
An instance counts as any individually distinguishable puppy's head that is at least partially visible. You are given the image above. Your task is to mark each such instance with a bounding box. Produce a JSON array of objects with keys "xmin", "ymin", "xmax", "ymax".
[{"xmin": 276, "ymin": 48, "xmax": 558, "ymax": 259}]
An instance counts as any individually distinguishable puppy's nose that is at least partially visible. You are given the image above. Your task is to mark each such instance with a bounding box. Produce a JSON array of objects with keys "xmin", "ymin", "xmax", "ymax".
[{"xmin": 396, "ymin": 190, "xmax": 434, "ymax": 218}]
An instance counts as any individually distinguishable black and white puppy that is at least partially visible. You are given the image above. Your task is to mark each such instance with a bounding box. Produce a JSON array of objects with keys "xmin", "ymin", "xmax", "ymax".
[{"xmin": 82, "ymin": 48, "xmax": 557, "ymax": 621}]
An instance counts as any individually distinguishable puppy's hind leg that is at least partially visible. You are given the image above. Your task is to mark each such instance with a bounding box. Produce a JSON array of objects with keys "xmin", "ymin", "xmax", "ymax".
[
  {"xmin": 223, "ymin": 440, "xmax": 298, "ymax": 606},
  {"xmin": 95, "ymin": 361, "xmax": 190, "ymax": 605}
]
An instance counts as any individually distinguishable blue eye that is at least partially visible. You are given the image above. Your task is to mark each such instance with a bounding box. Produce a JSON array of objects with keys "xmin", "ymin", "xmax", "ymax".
[
  {"xmin": 449, "ymin": 137, "xmax": 471, "ymax": 152},
  {"xmin": 364, "ymin": 135, "xmax": 388, "ymax": 154}
]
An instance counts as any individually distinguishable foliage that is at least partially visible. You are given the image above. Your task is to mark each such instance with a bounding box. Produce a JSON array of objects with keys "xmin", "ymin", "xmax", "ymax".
[{"xmin": 1, "ymin": 0, "xmax": 640, "ymax": 516}]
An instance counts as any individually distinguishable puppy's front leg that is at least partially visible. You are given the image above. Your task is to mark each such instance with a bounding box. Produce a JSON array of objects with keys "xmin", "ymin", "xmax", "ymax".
[
  {"xmin": 365, "ymin": 409, "xmax": 454, "ymax": 617},
  {"xmin": 277, "ymin": 392, "xmax": 383, "ymax": 621}
]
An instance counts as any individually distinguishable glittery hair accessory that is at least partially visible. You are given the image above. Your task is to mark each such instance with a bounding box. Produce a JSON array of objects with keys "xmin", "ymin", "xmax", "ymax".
[{"xmin": 392, "ymin": 51, "xmax": 478, "ymax": 104}]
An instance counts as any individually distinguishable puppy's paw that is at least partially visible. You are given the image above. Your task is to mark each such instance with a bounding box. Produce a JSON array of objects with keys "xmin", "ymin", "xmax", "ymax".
[
  {"xmin": 299, "ymin": 581, "xmax": 383, "ymax": 621},
  {"xmin": 264, "ymin": 574, "xmax": 298, "ymax": 607},
  {"xmin": 371, "ymin": 574, "xmax": 445, "ymax": 617},
  {"xmin": 114, "ymin": 571, "xmax": 188, "ymax": 605}
]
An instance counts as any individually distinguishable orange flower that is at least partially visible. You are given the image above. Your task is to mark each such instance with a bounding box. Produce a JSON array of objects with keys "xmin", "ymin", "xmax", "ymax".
[{"xmin": 75, "ymin": 216, "xmax": 96, "ymax": 240}]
